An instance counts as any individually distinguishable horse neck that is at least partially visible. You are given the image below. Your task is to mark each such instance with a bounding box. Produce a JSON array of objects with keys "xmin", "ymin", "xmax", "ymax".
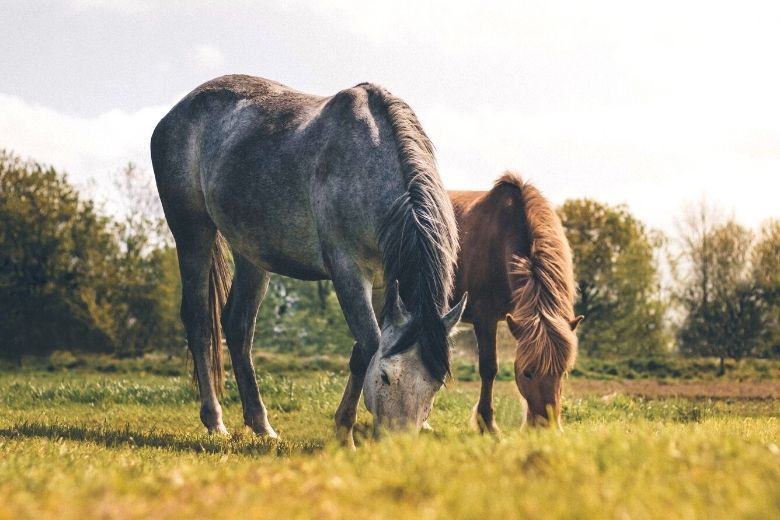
[{"xmin": 451, "ymin": 189, "xmax": 531, "ymax": 317}]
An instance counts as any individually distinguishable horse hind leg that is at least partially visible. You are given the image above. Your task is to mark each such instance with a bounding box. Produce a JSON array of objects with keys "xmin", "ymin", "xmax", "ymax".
[
  {"xmin": 175, "ymin": 223, "xmax": 229, "ymax": 435},
  {"xmin": 222, "ymin": 253, "xmax": 277, "ymax": 437},
  {"xmin": 152, "ymin": 123, "xmax": 229, "ymax": 433}
]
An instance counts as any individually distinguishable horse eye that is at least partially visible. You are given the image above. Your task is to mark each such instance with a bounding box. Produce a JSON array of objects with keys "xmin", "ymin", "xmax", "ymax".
[
  {"xmin": 381, "ymin": 371, "xmax": 390, "ymax": 385},
  {"xmin": 522, "ymin": 370, "xmax": 533, "ymax": 379}
]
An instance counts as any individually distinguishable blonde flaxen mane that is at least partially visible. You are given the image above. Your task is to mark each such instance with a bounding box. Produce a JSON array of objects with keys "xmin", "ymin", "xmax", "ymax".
[{"xmin": 498, "ymin": 172, "xmax": 578, "ymax": 375}]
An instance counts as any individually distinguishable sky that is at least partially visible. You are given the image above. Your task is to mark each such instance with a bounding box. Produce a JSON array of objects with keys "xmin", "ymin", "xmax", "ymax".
[{"xmin": 1, "ymin": 0, "xmax": 779, "ymax": 232}]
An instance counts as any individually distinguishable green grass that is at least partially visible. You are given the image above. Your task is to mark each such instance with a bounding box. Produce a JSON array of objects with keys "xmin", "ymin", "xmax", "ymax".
[
  {"xmin": 1, "ymin": 356, "xmax": 779, "ymax": 519},
  {"xmin": 451, "ymin": 353, "xmax": 780, "ymax": 382}
]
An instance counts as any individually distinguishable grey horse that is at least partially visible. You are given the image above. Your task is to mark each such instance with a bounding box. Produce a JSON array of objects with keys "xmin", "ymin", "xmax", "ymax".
[{"xmin": 151, "ymin": 75, "xmax": 466, "ymax": 446}]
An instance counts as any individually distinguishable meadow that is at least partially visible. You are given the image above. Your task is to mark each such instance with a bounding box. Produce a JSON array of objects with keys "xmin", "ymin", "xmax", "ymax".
[{"xmin": 0, "ymin": 352, "xmax": 778, "ymax": 519}]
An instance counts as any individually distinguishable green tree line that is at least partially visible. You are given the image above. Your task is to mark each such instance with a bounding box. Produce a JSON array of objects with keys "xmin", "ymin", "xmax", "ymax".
[{"xmin": 1, "ymin": 150, "xmax": 778, "ymax": 369}]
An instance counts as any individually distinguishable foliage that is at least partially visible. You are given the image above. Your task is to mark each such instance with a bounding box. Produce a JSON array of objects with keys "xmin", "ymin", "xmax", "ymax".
[
  {"xmin": 0, "ymin": 152, "xmax": 182, "ymax": 361},
  {"xmin": 752, "ymin": 219, "xmax": 780, "ymax": 356},
  {"xmin": 252, "ymin": 277, "xmax": 354, "ymax": 356},
  {"xmin": 4, "ymin": 147, "xmax": 779, "ymax": 366},
  {"xmin": 108, "ymin": 164, "xmax": 182, "ymax": 357},
  {"xmin": 0, "ymin": 150, "xmax": 117, "ymax": 360},
  {"xmin": 559, "ymin": 199, "xmax": 667, "ymax": 357},
  {"xmin": 674, "ymin": 203, "xmax": 769, "ymax": 372}
]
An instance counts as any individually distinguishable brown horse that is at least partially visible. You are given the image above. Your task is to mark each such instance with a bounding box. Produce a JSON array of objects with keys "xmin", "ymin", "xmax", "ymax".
[{"xmin": 449, "ymin": 172, "xmax": 583, "ymax": 432}]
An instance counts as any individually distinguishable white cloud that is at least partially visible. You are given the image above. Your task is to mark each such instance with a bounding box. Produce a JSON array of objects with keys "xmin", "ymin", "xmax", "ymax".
[
  {"xmin": 292, "ymin": 1, "xmax": 780, "ymax": 112},
  {"xmin": 419, "ymin": 102, "xmax": 780, "ymax": 232},
  {"xmin": 0, "ymin": 92, "xmax": 169, "ymax": 213},
  {"xmin": 68, "ymin": 0, "xmax": 154, "ymax": 14},
  {"xmin": 291, "ymin": 0, "xmax": 621, "ymax": 52},
  {"xmin": 1, "ymin": 89, "xmax": 778, "ymax": 232},
  {"xmin": 192, "ymin": 44, "xmax": 226, "ymax": 70}
]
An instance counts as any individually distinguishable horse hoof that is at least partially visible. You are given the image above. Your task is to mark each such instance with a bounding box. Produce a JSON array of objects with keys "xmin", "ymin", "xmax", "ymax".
[
  {"xmin": 340, "ymin": 436, "xmax": 357, "ymax": 450},
  {"xmin": 421, "ymin": 421, "xmax": 434, "ymax": 433},
  {"xmin": 336, "ymin": 426, "xmax": 357, "ymax": 450},
  {"xmin": 470, "ymin": 404, "xmax": 500, "ymax": 435},
  {"xmin": 209, "ymin": 424, "xmax": 230, "ymax": 437},
  {"xmin": 249, "ymin": 422, "xmax": 278, "ymax": 439},
  {"xmin": 485, "ymin": 422, "xmax": 501, "ymax": 435},
  {"xmin": 263, "ymin": 426, "xmax": 279, "ymax": 439}
]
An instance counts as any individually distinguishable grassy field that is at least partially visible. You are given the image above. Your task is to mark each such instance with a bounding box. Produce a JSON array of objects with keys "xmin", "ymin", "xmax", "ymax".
[{"xmin": 1, "ymin": 353, "xmax": 779, "ymax": 519}]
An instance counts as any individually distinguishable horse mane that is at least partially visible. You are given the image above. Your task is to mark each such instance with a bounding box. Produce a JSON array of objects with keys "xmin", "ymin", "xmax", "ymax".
[
  {"xmin": 362, "ymin": 83, "xmax": 459, "ymax": 383},
  {"xmin": 497, "ymin": 172, "xmax": 578, "ymax": 375}
]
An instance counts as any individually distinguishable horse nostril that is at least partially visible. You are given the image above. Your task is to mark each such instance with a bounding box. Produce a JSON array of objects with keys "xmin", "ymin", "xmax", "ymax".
[{"xmin": 380, "ymin": 371, "xmax": 390, "ymax": 385}]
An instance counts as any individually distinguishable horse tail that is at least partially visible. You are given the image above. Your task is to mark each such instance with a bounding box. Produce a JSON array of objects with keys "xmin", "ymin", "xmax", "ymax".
[{"xmin": 204, "ymin": 232, "xmax": 231, "ymax": 396}]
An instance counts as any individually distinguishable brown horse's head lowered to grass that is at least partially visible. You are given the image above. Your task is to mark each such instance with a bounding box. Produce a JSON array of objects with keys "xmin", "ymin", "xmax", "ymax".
[{"xmin": 502, "ymin": 175, "xmax": 582, "ymax": 429}]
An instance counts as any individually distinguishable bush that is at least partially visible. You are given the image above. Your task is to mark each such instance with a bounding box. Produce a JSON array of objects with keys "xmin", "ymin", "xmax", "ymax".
[{"xmin": 0, "ymin": 152, "xmax": 182, "ymax": 361}]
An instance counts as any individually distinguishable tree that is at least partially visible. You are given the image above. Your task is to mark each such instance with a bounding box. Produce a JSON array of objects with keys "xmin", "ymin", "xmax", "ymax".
[
  {"xmin": 108, "ymin": 164, "xmax": 182, "ymax": 357},
  {"xmin": 559, "ymin": 199, "xmax": 667, "ymax": 357},
  {"xmin": 0, "ymin": 150, "xmax": 116, "ymax": 361},
  {"xmin": 0, "ymin": 152, "xmax": 184, "ymax": 362},
  {"xmin": 751, "ymin": 219, "xmax": 780, "ymax": 357},
  {"xmin": 674, "ymin": 202, "xmax": 765, "ymax": 374}
]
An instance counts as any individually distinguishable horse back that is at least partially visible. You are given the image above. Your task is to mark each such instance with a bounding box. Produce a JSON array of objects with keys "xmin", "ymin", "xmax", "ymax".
[
  {"xmin": 450, "ymin": 185, "xmax": 531, "ymax": 322},
  {"xmin": 151, "ymin": 75, "xmax": 405, "ymax": 280}
]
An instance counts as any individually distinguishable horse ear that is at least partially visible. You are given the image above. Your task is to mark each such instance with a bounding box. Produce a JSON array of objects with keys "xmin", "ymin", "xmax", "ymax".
[
  {"xmin": 442, "ymin": 292, "xmax": 468, "ymax": 334},
  {"xmin": 387, "ymin": 280, "xmax": 410, "ymax": 324},
  {"xmin": 506, "ymin": 314, "xmax": 521, "ymax": 337},
  {"xmin": 570, "ymin": 315, "xmax": 585, "ymax": 331}
]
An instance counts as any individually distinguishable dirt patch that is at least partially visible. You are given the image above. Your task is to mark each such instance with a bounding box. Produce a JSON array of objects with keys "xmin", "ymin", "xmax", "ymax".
[{"xmin": 567, "ymin": 379, "xmax": 780, "ymax": 400}]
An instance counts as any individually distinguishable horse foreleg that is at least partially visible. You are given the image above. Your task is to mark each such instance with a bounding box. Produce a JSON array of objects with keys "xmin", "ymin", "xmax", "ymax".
[
  {"xmin": 471, "ymin": 318, "xmax": 500, "ymax": 434},
  {"xmin": 223, "ymin": 254, "xmax": 277, "ymax": 437},
  {"xmin": 335, "ymin": 343, "xmax": 369, "ymax": 448},
  {"xmin": 329, "ymin": 259, "xmax": 380, "ymax": 449}
]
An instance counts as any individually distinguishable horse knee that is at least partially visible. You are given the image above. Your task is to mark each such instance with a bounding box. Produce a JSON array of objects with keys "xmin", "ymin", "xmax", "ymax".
[
  {"xmin": 221, "ymin": 306, "xmax": 243, "ymax": 349},
  {"xmin": 479, "ymin": 361, "xmax": 498, "ymax": 381},
  {"xmin": 179, "ymin": 297, "xmax": 200, "ymax": 331},
  {"xmin": 348, "ymin": 343, "xmax": 370, "ymax": 375}
]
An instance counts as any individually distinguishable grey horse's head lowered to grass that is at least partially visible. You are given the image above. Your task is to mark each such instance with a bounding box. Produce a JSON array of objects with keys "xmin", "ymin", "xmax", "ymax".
[{"xmin": 364, "ymin": 282, "xmax": 467, "ymax": 432}]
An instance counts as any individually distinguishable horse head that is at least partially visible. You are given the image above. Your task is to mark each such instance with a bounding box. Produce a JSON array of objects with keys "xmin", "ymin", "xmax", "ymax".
[{"xmin": 363, "ymin": 282, "xmax": 467, "ymax": 433}]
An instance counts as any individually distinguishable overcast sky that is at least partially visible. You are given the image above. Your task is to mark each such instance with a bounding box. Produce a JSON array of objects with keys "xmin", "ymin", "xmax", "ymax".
[{"xmin": 1, "ymin": 0, "xmax": 778, "ymax": 231}]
